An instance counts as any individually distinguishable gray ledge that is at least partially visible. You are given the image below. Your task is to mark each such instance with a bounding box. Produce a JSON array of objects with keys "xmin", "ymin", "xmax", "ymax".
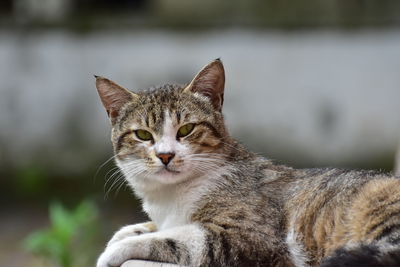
[{"xmin": 121, "ymin": 260, "xmax": 180, "ymax": 267}]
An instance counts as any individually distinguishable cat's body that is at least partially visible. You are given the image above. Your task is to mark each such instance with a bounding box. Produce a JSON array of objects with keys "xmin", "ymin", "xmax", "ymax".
[{"xmin": 96, "ymin": 60, "xmax": 400, "ymax": 267}]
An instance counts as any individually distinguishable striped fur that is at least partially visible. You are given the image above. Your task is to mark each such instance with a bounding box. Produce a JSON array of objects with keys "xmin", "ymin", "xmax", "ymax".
[{"xmin": 96, "ymin": 59, "xmax": 400, "ymax": 267}]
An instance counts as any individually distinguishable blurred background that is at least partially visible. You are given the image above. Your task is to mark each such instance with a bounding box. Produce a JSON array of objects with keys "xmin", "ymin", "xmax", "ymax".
[{"xmin": 1, "ymin": 0, "xmax": 400, "ymax": 266}]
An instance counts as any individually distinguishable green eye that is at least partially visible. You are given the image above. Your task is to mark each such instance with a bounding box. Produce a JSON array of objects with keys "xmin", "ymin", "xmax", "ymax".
[
  {"xmin": 177, "ymin": 123, "xmax": 195, "ymax": 138},
  {"xmin": 135, "ymin": 129, "xmax": 153, "ymax": 141}
]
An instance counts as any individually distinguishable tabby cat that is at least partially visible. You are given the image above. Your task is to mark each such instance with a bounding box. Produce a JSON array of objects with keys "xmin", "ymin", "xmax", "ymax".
[{"xmin": 96, "ymin": 59, "xmax": 400, "ymax": 267}]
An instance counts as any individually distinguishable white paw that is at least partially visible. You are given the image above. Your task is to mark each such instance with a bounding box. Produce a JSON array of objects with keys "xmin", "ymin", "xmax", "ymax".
[
  {"xmin": 96, "ymin": 243, "xmax": 122, "ymax": 267},
  {"xmin": 107, "ymin": 222, "xmax": 157, "ymax": 247},
  {"xmin": 97, "ymin": 236, "xmax": 151, "ymax": 267}
]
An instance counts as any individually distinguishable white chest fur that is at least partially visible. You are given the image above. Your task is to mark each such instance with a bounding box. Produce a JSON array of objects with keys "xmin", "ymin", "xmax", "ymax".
[
  {"xmin": 143, "ymin": 195, "xmax": 189, "ymax": 230},
  {"xmin": 141, "ymin": 176, "xmax": 211, "ymax": 230}
]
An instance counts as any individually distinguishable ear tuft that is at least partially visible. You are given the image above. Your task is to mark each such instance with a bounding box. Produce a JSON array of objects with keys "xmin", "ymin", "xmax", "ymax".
[
  {"xmin": 95, "ymin": 76, "xmax": 137, "ymax": 123},
  {"xmin": 184, "ymin": 59, "xmax": 225, "ymax": 112}
]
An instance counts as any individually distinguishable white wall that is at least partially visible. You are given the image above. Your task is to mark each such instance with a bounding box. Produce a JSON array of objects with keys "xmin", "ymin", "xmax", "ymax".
[{"xmin": 1, "ymin": 29, "xmax": 400, "ymax": 168}]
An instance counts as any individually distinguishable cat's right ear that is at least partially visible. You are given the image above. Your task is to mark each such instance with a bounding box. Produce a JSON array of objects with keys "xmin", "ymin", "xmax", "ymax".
[{"xmin": 95, "ymin": 76, "xmax": 138, "ymax": 124}]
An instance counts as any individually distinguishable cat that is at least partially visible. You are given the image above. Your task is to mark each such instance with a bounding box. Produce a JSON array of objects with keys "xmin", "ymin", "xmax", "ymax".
[{"xmin": 95, "ymin": 59, "xmax": 400, "ymax": 267}]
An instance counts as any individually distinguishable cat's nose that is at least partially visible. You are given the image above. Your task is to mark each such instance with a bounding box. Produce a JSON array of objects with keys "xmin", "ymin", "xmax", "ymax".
[{"xmin": 156, "ymin": 152, "xmax": 175, "ymax": 166}]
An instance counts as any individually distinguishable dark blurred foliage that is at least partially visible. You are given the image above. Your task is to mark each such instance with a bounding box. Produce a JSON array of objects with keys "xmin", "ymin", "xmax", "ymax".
[
  {"xmin": 0, "ymin": 0, "xmax": 12, "ymax": 14},
  {"xmin": 1, "ymin": 0, "xmax": 399, "ymax": 30},
  {"xmin": 76, "ymin": 0, "xmax": 148, "ymax": 10}
]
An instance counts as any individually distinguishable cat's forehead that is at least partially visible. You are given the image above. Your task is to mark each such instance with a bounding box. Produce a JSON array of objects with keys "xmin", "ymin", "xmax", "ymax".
[
  {"xmin": 140, "ymin": 84, "xmax": 184, "ymax": 109},
  {"xmin": 118, "ymin": 83, "xmax": 213, "ymax": 131}
]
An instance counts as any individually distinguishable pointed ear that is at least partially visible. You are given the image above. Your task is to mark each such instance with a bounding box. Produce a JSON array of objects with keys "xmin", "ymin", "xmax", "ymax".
[
  {"xmin": 95, "ymin": 76, "xmax": 138, "ymax": 123},
  {"xmin": 184, "ymin": 59, "xmax": 225, "ymax": 112}
]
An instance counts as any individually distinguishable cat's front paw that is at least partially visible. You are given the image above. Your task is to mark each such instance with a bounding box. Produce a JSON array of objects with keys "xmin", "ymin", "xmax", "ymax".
[
  {"xmin": 97, "ymin": 242, "xmax": 124, "ymax": 267},
  {"xmin": 97, "ymin": 236, "xmax": 152, "ymax": 267},
  {"xmin": 107, "ymin": 221, "xmax": 157, "ymax": 247}
]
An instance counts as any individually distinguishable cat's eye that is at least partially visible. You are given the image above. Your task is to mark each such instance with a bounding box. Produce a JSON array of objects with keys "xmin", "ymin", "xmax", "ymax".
[
  {"xmin": 135, "ymin": 129, "xmax": 153, "ymax": 141},
  {"xmin": 177, "ymin": 123, "xmax": 195, "ymax": 138}
]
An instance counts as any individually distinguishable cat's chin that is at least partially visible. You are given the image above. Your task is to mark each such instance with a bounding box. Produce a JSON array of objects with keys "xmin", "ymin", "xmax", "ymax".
[
  {"xmin": 151, "ymin": 169, "xmax": 189, "ymax": 185},
  {"xmin": 156, "ymin": 167, "xmax": 180, "ymax": 175}
]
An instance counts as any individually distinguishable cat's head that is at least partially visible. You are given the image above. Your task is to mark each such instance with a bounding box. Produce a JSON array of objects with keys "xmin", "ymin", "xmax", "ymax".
[{"xmin": 96, "ymin": 59, "xmax": 229, "ymax": 189}]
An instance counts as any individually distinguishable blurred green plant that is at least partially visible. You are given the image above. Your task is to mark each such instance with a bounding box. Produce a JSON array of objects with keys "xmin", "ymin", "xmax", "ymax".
[
  {"xmin": 23, "ymin": 200, "xmax": 99, "ymax": 267},
  {"xmin": 15, "ymin": 165, "xmax": 49, "ymax": 196}
]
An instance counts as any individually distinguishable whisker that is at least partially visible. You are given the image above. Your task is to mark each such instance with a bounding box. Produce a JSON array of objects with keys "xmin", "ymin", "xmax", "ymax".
[
  {"xmin": 115, "ymin": 178, "xmax": 128, "ymax": 196},
  {"xmin": 105, "ymin": 174, "xmax": 124, "ymax": 199},
  {"xmin": 111, "ymin": 175, "xmax": 127, "ymax": 198},
  {"xmin": 94, "ymin": 154, "xmax": 120, "ymax": 183},
  {"xmin": 104, "ymin": 168, "xmax": 123, "ymax": 195}
]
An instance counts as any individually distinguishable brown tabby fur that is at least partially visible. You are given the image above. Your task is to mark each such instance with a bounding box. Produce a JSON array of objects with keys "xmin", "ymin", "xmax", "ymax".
[{"xmin": 96, "ymin": 59, "xmax": 400, "ymax": 267}]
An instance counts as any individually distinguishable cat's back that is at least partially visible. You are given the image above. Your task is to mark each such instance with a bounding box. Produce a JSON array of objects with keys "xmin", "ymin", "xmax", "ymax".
[{"xmin": 285, "ymin": 167, "xmax": 400, "ymax": 265}]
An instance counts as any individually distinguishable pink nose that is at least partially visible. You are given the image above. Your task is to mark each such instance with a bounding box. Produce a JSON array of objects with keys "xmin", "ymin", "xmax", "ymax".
[{"xmin": 157, "ymin": 153, "xmax": 175, "ymax": 165}]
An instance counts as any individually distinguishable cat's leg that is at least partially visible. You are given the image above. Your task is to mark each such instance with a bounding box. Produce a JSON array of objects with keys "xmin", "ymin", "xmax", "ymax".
[
  {"xmin": 107, "ymin": 221, "xmax": 157, "ymax": 247},
  {"xmin": 97, "ymin": 223, "xmax": 205, "ymax": 267},
  {"xmin": 97, "ymin": 221, "xmax": 293, "ymax": 267}
]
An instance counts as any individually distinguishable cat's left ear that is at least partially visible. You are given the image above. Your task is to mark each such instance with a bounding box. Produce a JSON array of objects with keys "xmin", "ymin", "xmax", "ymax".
[{"xmin": 184, "ymin": 59, "xmax": 225, "ymax": 112}]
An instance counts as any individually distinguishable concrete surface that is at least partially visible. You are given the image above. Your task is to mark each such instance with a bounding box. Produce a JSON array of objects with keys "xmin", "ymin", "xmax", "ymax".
[{"xmin": 122, "ymin": 260, "xmax": 180, "ymax": 267}]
